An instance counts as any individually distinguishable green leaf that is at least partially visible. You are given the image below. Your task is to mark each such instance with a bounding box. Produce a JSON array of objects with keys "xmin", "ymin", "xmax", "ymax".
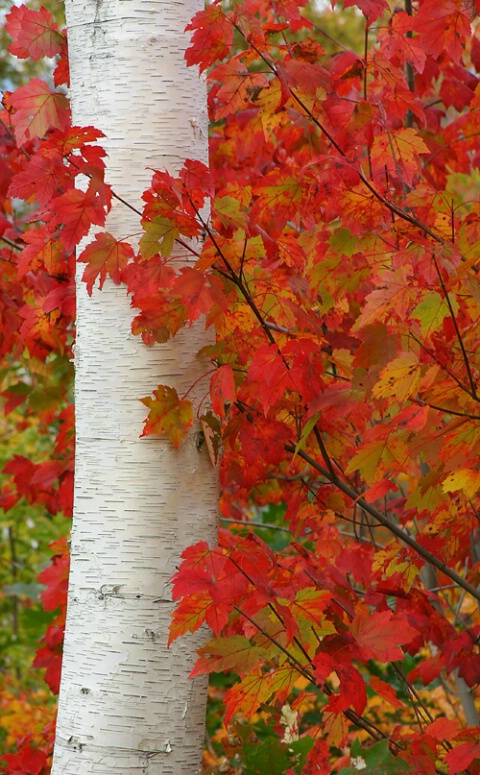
[
  {"xmin": 294, "ymin": 412, "xmax": 321, "ymax": 459},
  {"xmin": 412, "ymin": 291, "xmax": 458, "ymax": 339},
  {"xmin": 338, "ymin": 740, "xmax": 412, "ymax": 775},
  {"xmin": 329, "ymin": 227, "xmax": 358, "ymax": 257},
  {"xmin": 244, "ymin": 735, "xmax": 314, "ymax": 775},
  {"xmin": 139, "ymin": 216, "xmax": 179, "ymax": 259}
]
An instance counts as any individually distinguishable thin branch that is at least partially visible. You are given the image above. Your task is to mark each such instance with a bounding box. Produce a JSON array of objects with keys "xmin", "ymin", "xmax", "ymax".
[
  {"xmin": 232, "ymin": 605, "xmax": 314, "ymax": 682},
  {"xmin": 286, "ymin": 443, "xmax": 480, "ymax": 606},
  {"xmin": 1, "ymin": 235, "xmax": 23, "ymax": 251},
  {"xmin": 233, "ymin": 604, "xmax": 394, "ymax": 744},
  {"xmin": 187, "ymin": 198, "xmax": 278, "ymax": 346},
  {"xmin": 230, "ymin": 23, "xmax": 473, "ymax": 262},
  {"xmin": 409, "ymin": 397, "xmax": 480, "ymax": 422},
  {"xmin": 409, "ymin": 332, "xmax": 474, "ymax": 399},
  {"xmin": 228, "ymin": 553, "xmax": 314, "ymax": 667},
  {"xmin": 423, "ymin": 132, "xmax": 480, "ymax": 168},
  {"xmin": 363, "ymin": 25, "xmax": 373, "ymax": 179},
  {"xmin": 220, "ymin": 517, "xmax": 291, "ymax": 533},
  {"xmin": 431, "ymin": 251, "xmax": 478, "ymax": 400},
  {"xmin": 308, "ymin": 20, "xmax": 350, "ymax": 53},
  {"xmin": 313, "ymin": 425, "xmax": 336, "ymax": 480}
]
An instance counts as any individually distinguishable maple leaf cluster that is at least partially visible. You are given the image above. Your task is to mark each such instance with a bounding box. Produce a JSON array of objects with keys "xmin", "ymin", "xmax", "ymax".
[
  {"xmin": 166, "ymin": 0, "xmax": 480, "ymax": 770},
  {"xmin": 2, "ymin": 0, "xmax": 480, "ymax": 773}
]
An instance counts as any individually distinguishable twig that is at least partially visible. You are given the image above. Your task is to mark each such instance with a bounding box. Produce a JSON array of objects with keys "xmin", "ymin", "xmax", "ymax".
[
  {"xmin": 1, "ymin": 235, "xmax": 23, "ymax": 251},
  {"xmin": 285, "ymin": 443, "xmax": 480, "ymax": 606},
  {"xmin": 431, "ymin": 251, "xmax": 478, "ymax": 400},
  {"xmin": 220, "ymin": 517, "xmax": 291, "ymax": 533}
]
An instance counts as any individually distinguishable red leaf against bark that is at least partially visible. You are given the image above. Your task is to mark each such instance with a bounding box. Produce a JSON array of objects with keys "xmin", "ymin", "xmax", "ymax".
[
  {"xmin": 185, "ymin": 3, "xmax": 234, "ymax": 73},
  {"xmin": 79, "ymin": 232, "xmax": 134, "ymax": 294},
  {"xmin": 211, "ymin": 364, "xmax": 236, "ymax": 418}
]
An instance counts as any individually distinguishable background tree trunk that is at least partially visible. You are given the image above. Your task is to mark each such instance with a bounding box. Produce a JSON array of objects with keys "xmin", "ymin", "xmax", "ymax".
[{"xmin": 51, "ymin": 2, "xmax": 216, "ymax": 773}]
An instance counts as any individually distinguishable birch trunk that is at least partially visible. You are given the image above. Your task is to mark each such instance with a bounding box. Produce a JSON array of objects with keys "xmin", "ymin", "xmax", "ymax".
[{"xmin": 51, "ymin": 2, "xmax": 216, "ymax": 773}]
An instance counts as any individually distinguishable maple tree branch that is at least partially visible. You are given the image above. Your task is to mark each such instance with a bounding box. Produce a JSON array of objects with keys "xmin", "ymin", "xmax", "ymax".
[
  {"xmin": 231, "ymin": 550, "xmax": 413, "ymax": 746},
  {"xmin": 1, "ymin": 235, "xmax": 23, "ymax": 252},
  {"xmin": 409, "ymin": 397, "xmax": 480, "ymax": 422},
  {"xmin": 190, "ymin": 203, "xmax": 278, "ymax": 346},
  {"xmin": 422, "ymin": 565, "xmax": 480, "ymax": 727},
  {"xmin": 381, "ymin": 110, "xmax": 410, "ymax": 195},
  {"xmin": 409, "ymin": 332, "xmax": 475, "ymax": 399},
  {"xmin": 337, "ymin": 528, "xmax": 385, "ymax": 548},
  {"xmin": 220, "ymin": 517, "xmax": 291, "ymax": 532},
  {"xmin": 313, "ymin": 426, "xmax": 336, "ymax": 480},
  {"xmin": 265, "ymin": 321, "xmax": 296, "ymax": 336},
  {"xmin": 309, "ymin": 20, "xmax": 350, "ymax": 53},
  {"xmin": 239, "ymin": 234, "xmax": 248, "ymax": 285},
  {"xmin": 423, "ymin": 132, "xmax": 480, "ymax": 168},
  {"xmin": 286, "ymin": 443, "xmax": 480, "ymax": 606},
  {"xmin": 431, "ymin": 251, "xmax": 478, "ymax": 401},
  {"xmin": 392, "ymin": 661, "xmax": 437, "ymax": 731},
  {"xmin": 363, "ymin": 17, "xmax": 373, "ymax": 184},
  {"xmin": 228, "ymin": 553, "xmax": 314, "ymax": 667},
  {"xmin": 232, "ymin": 20, "xmax": 462, "ymax": 255},
  {"xmin": 67, "ymin": 162, "xmax": 202, "ymax": 260},
  {"xmin": 231, "ymin": 604, "xmax": 315, "ymax": 683},
  {"xmin": 232, "ymin": 605, "xmax": 396, "ymax": 746},
  {"xmin": 288, "ymin": 85, "xmax": 457, "ymax": 248},
  {"xmin": 230, "ymin": 535, "xmax": 453, "ymax": 763}
]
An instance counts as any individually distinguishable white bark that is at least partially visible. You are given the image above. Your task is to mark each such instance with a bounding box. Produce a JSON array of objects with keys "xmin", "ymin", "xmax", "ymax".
[{"xmin": 52, "ymin": 2, "xmax": 216, "ymax": 773}]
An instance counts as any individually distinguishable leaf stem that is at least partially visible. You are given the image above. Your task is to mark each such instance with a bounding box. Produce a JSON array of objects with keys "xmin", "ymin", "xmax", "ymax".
[{"xmin": 431, "ymin": 251, "xmax": 478, "ymax": 400}]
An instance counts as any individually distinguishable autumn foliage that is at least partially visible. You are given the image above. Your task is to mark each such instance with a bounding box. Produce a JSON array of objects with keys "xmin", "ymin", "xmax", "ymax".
[{"xmin": 2, "ymin": 0, "xmax": 480, "ymax": 773}]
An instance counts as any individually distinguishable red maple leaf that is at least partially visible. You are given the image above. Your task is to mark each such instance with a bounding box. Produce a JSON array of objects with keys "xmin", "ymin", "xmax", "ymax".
[
  {"xmin": 445, "ymin": 742, "xmax": 480, "ymax": 774},
  {"xmin": 9, "ymin": 149, "xmax": 71, "ymax": 207},
  {"xmin": 172, "ymin": 267, "xmax": 216, "ymax": 323},
  {"xmin": 210, "ymin": 364, "xmax": 236, "ymax": 418},
  {"xmin": 79, "ymin": 232, "xmax": 134, "ymax": 294},
  {"xmin": 185, "ymin": 3, "xmax": 234, "ymax": 73},
  {"xmin": 37, "ymin": 544, "xmax": 70, "ymax": 611},
  {"xmin": 413, "ymin": 0, "xmax": 472, "ymax": 64},
  {"xmin": 140, "ymin": 385, "xmax": 194, "ymax": 447},
  {"xmin": 17, "ymin": 226, "xmax": 67, "ymax": 277},
  {"xmin": 333, "ymin": 0, "xmax": 389, "ymax": 24},
  {"xmin": 210, "ymin": 58, "xmax": 269, "ymax": 120},
  {"xmin": 1, "ymin": 746, "xmax": 49, "ymax": 775},
  {"xmin": 7, "ymin": 79, "xmax": 70, "ymax": 145},
  {"xmin": 350, "ymin": 609, "xmax": 419, "ymax": 662},
  {"xmin": 6, "ymin": 4, "xmax": 65, "ymax": 60},
  {"xmin": 49, "ymin": 186, "xmax": 109, "ymax": 252}
]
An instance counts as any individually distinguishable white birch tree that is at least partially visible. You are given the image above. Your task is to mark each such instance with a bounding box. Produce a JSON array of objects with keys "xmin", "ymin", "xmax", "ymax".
[{"xmin": 51, "ymin": 2, "xmax": 217, "ymax": 773}]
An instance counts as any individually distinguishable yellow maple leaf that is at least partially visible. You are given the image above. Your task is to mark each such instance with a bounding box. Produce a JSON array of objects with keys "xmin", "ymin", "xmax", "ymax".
[
  {"xmin": 372, "ymin": 352, "xmax": 421, "ymax": 402},
  {"xmin": 442, "ymin": 468, "xmax": 480, "ymax": 498}
]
